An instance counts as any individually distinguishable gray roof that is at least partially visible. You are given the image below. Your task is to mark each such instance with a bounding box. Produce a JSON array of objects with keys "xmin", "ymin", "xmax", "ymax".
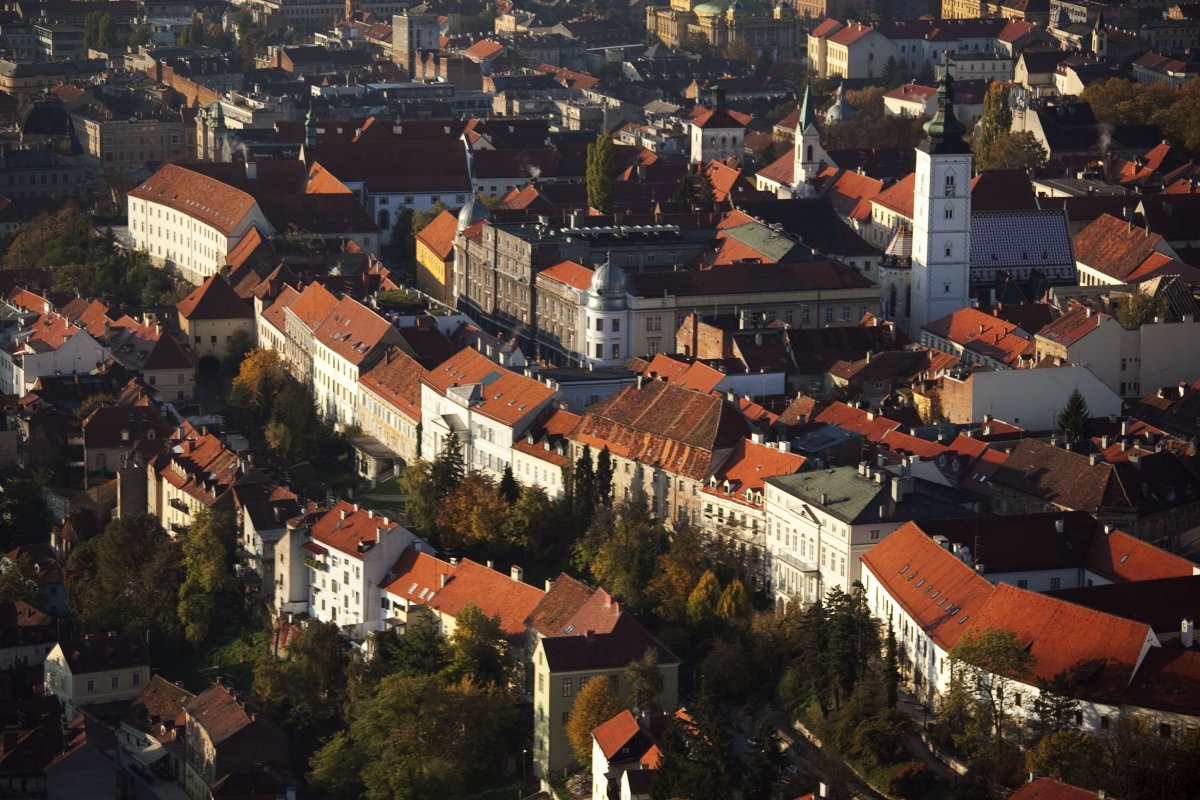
[
  {"xmin": 766, "ymin": 466, "xmax": 975, "ymax": 524},
  {"xmin": 970, "ymin": 209, "xmax": 1075, "ymax": 284}
]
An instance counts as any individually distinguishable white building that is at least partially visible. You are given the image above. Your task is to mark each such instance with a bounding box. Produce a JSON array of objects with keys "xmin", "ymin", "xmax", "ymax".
[
  {"xmin": 310, "ymin": 296, "xmax": 404, "ymax": 428},
  {"xmin": 689, "ymin": 89, "xmax": 746, "ymax": 164},
  {"xmin": 44, "ymin": 633, "xmax": 151, "ymax": 719},
  {"xmin": 910, "ymin": 75, "xmax": 973, "ymax": 339}
]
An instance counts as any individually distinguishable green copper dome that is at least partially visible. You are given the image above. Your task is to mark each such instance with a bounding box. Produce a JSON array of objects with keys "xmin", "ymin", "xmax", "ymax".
[{"xmin": 919, "ymin": 73, "xmax": 970, "ymax": 155}]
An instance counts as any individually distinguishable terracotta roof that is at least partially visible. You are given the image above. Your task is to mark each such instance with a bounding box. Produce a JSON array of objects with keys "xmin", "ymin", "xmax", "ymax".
[
  {"xmin": 1073, "ymin": 214, "xmax": 1168, "ymax": 282},
  {"xmin": 823, "ymin": 168, "xmax": 886, "ymax": 222},
  {"xmin": 592, "ymin": 710, "xmax": 645, "ymax": 761},
  {"xmin": 124, "ymin": 676, "xmax": 195, "ymax": 742},
  {"xmin": 359, "ymin": 347, "xmax": 425, "ymax": 423},
  {"xmin": 540, "ymin": 611, "xmax": 679, "ymax": 672},
  {"xmin": 873, "ymin": 172, "xmax": 916, "ymax": 219},
  {"xmin": 415, "ymin": 210, "xmax": 459, "ymax": 262},
  {"xmin": 990, "ymin": 439, "xmax": 1116, "ymax": 514},
  {"xmin": 55, "ymin": 632, "xmax": 149, "ymax": 675},
  {"xmin": 512, "ymin": 407, "xmax": 581, "ymax": 467},
  {"xmin": 311, "ymin": 295, "xmax": 395, "ymax": 367},
  {"xmin": 177, "ymin": 273, "xmax": 253, "ymax": 321},
  {"xmin": 641, "ymin": 354, "xmax": 724, "ymax": 393},
  {"xmin": 423, "ymin": 347, "xmax": 556, "ymax": 426},
  {"xmin": 1123, "ymin": 251, "xmax": 1200, "ymax": 284},
  {"xmin": 570, "ymin": 380, "xmax": 752, "ymax": 481},
  {"xmin": 309, "ymin": 499, "xmax": 402, "ymax": 557},
  {"xmin": 1010, "ymin": 779, "xmax": 1116, "ymax": 800},
  {"xmin": 539, "ymin": 260, "xmax": 593, "ymax": 291},
  {"xmin": 828, "ymin": 21, "xmax": 877, "ymax": 45},
  {"xmin": 260, "ymin": 285, "xmax": 299, "ymax": 336},
  {"xmin": 60, "ymin": 298, "xmax": 113, "ymax": 338},
  {"xmin": 860, "ymin": 522, "xmax": 996, "ymax": 650},
  {"xmin": 380, "ymin": 546, "xmax": 456, "ymax": 602},
  {"xmin": 1084, "ymin": 528, "xmax": 1197, "ymax": 582},
  {"xmin": 813, "ymin": 401, "xmax": 902, "ymax": 443},
  {"xmin": 285, "ymin": 282, "xmax": 339, "ymax": 331},
  {"xmin": 1121, "ymin": 646, "xmax": 1200, "ymax": 718},
  {"xmin": 702, "ymin": 437, "xmax": 805, "ymax": 506},
  {"xmin": 528, "ymin": 573, "xmax": 623, "ymax": 638},
  {"xmin": 83, "ymin": 405, "xmax": 170, "ymax": 449},
  {"xmin": 462, "ymin": 39, "xmax": 504, "ymax": 60},
  {"xmin": 970, "ymin": 583, "xmax": 1154, "ymax": 703},
  {"xmin": 184, "ymin": 683, "xmax": 273, "ymax": 746},
  {"xmin": 129, "ymin": 163, "xmax": 258, "ymax": 237},
  {"xmin": 691, "ymin": 106, "xmax": 750, "ymax": 131},
  {"xmin": 429, "ymin": 558, "xmax": 545, "ymax": 637},
  {"xmin": 810, "ymin": 17, "xmax": 844, "ymax": 37},
  {"xmin": 1036, "ymin": 304, "xmax": 1109, "ymax": 347},
  {"xmin": 884, "ymin": 83, "xmax": 936, "ymax": 102}
]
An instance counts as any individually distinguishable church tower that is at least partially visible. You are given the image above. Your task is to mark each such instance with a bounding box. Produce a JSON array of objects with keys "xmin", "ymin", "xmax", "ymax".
[
  {"xmin": 792, "ymin": 84, "xmax": 829, "ymax": 197},
  {"xmin": 909, "ymin": 73, "xmax": 971, "ymax": 338},
  {"xmin": 1091, "ymin": 10, "xmax": 1107, "ymax": 59}
]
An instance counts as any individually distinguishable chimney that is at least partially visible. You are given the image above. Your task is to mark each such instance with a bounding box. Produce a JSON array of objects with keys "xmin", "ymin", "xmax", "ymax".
[
  {"xmin": 545, "ymin": 578, "xmax": 554, "ymax": 592},
  {"xmin": 486, "ymin": 559, "xmax": 494, "ymax": 570},
  {"xmin": 751, "ymin": 431, "xmax": 764, "ymax": 444},
  {"xmin": 1128, "ymin": 452, "xmax": 1141, "ymax": 468},
  {"xmin": 1089, "ymin": 453, "xmax": 1100, "ymax": 466},
  {"xmin": 1055, "ymin": 518, "xmax": 1064, "ymax": 534},
  {"xmin": 820, "ymin": 492, "xmax": 830, "ymax": 505},
  {"xmin": 439, "ymin": 573, "xmax": 448, "ymax": 588},
  {"xmin": 636, "ymin": 375, "xmax": 644, "ymax": 389},
  {"xmin": 245, "ymin": 160, "xmax": 257, "ymax": 180},
  {"xmin": 510, "ymin": 565, "xmax": 524, "ymax": 583}
]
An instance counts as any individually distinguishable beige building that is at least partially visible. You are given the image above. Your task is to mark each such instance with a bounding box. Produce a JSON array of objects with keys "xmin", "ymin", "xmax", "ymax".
[
  {"xmin": 182, "ymin": 683, "xmax": 291, "ymax": 800},
  {"xmin": 70, "ymin": 103, "xmax": 195, "ymax": 178},
  {"xmin": 45, "ymin": 633, "xmax": 151, "ymax": 719},
  {"xmin": 646, "ymin": 0, "xmax": 803, "ymax": 60},
  {"xmin": 356, "ymin": 347, "xmax": 425, "ymax": 466},
  {"xmin": 808, "ymin": 19, "xmax": 898, "ymax": 81},
  {"xmin": 176, "ymin": 273, "xmax": 255, "ymax": 364}
]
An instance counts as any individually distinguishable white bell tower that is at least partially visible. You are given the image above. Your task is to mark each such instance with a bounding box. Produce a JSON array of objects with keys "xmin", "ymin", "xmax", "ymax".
[
  {"xmin": 909, "ymin": 73, "xmax": 972, "ymax": 338},
  {"xmin": 792, "ymin": 84, "xmax": 829, "ymax": 197}
]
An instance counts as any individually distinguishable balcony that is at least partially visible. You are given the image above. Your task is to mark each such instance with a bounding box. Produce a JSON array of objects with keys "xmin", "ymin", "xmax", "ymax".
[
  {"xmin": 774, "ymin": 550, "xmax": 819, "ymax": 574},
  {"xmin": 303, "ymin": 556, "xmax": 327, "ymax": 572},
  {"xmin": 168, "ymin": 498, "xmax": 191, "ymax": 514}
]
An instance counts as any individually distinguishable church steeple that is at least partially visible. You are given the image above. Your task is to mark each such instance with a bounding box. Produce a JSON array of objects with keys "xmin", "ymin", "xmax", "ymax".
[
  {"xmin": 209, "ymin": 100, "xmax": 225, "ymax": 131},
  {"xmin": 919, "ymin": 73, "xmax": 969, "ymax": 154},
  {"xmin": 792, "ymin": 84, "xmax": 829, "ymax": 196},
  {"xmin": 304, "ymin": 104, "xmax": 317, "ymax": 150}
]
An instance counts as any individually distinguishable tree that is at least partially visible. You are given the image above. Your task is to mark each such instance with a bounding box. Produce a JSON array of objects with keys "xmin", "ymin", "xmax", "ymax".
[
  {"xmin": 948, "ymin": 627, "xmax": 1035, "ymax": 742},
  {"xmin": 128, "ymin": 23, "xmax": 152, "ymax": 47},
  {"xmin": 1117, "ymin": 287, "xmax": 1166, "ymax": 329},
  {"xmin": 972, "ymin": 82, "xmax": 1013, "ymax": 164},
  {"xmin": 437, "ymin": 473, "xmax": 508, "ymax": 549},
  {"xmin": 741, "ymin": 719, "xmax": 785, "ymax": 800},
  {"xmin": 0, "ymin": 554, "xmax": 40, "ymax": 605},
  {"xmin": 717, "ymin": 579, "xmax": 751, "ymax": 620},
  {"xmin": 647, "ymin": 522, "xmax": 707, "ymax": 626},
  {"xmin": 723, "ymin": 39, "xmax": 758, "ymax": 65},
  {"xmin": 625, "ymin": 647, "xmax": 664, "ymax": 712},
  {"xmin": 1026, "ymin": 729, "xmax": 1102, "ymax": 787},
  {"xmin": 882, "ymin": 55, "xmax": 911, "ymax": 89},
  {"xmin": 651, "ymin": 683, "xmax": 735, "ymax": 800},
  {"xmin": 430, "ymin": 436, "xmax": 465, "ymax": 500},
  {"xmin": 687, "ymin": 571, "xmax": 723, "ymax": 635},
  {"xmin": 0, "ymin": 479, "xmax": 53, "ymax": 551},
  {"xmin": 229, "ymin": 348, "xmax": 289, "ymax": 424},
  {"xmin": 889, "ymin": 762, "xmax": 936, "ymax": 799},
  {"xmin": 499, "ymin": 464, "xmax": 519, "ymax": 504},
  {"xmin": 694, "ymin": 168, "xmax": 715, "ymax": 202},
  {"xmin": 884, "ymin": 619, "xmax": 900, "ymax": 709},
  {"xmin": 75, "ymin": 392, "xmax": 112, "ymax": 425},
  {"xmin": 1029, "ymin": 671, "xmax": 1079, "ymax": 739},
  {"xmin": 446, "ymin": 603, "xmax": 513, "ymax": 689},
  {"xmin": 916, "ymin": 60, "xmax": 935, "ymax": 85},
  {"xmin": 502, "ymin": 485, "xmax": 557, "ymax": 554},
  {"xmin": 845, "ymin": 85, "xmax": 886, "ymax": 122},
  {"xmin": 253, "ymin": 620, "xmax": 348, "ymax": 728},
  {"xmin": 222, "ymin": 328, "xmax": 256, "ymax": 375},
  {"xmin": 975, "ymin": 130, "xmax": 1048, "ymax": 172},
  {"xmin": 586, "ymin": 132, "xmax": 616, "ymax": 214},
  {"xmin": 594, "ymin": 446, "xmax": 614, "ymax": 508},
  {"xmin": 566, "ymin": 672, "xmax": 623, "ymax": 767},
  {"xmin": 82, "ymin": 11, "xmax": 116, "ymax": 49},
  {"xmin": 177, "ymin": 508, "xmax": 238, "ymax": 645},
  {"xmin": 398, "ymin": 461, "xmax": 435, "ymax": 535},
  {"xmin": 307, "ymin": 730, "xmax": 366, "ymax": 800},
  {"xmin": 70, "ymin": 515, "xmax": 183, "ymax": 643},
  {"xmin": 1056, "ymin": 388, "xmax": 1090, "ymax": 442},
  {"xmin": 574, "ymin": 445, "xmax": 595, "ymax": 520},
  {"xmin": 587, "ymin": 499, "xmax": 668, "ymax": 614}
]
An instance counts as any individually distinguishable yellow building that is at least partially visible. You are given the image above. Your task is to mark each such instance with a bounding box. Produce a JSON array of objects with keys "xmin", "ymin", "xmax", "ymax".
[
  {"xmin": 646, "ymin": 0, "xmax": 803, "ymax": 60},
  {"xmin": 176, "ymin": 273, "xmax": 256, "ymax": 366},
  {"xmin": 414, "ymin": 208, "xmax": 458, "ymax": 306},
  {"xmin": 44, "ymin": 633, "xmax": 151, "ymax": 719}
]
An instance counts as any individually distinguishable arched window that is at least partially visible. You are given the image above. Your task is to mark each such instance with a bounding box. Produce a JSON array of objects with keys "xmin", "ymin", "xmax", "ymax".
[
  {"xmin": 945, "ymin": 171, "xmax": 956, "ymax": 196},
  {"xmin": 944, "ymin": 279, "xmax": 952, "ymax": 294},
  {"xmin": 945, "ymin": 242, "xmax": 953, "ymax": 258},
  {"xmin": 944, "ymin": 205, "xmax": 954, "ymax": 220},
  {"xmin": 806, "ymin": 144, "xmax": 814, "ymax": 161}
]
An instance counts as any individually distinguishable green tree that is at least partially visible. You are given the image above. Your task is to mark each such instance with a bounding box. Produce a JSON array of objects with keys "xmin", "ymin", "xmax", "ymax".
[
  {"xmin": 1030, "ymin": 671, "xmax": 1080, "ymax": 738},
  {"xmin": 365, "ymin": 608, "xmax": 448, "ymax": 682},
  {"xmin": 975, "ymin": 130, "xmax": 1048, "ymax": 172},
  {"xmin": 687, "ymin": 571, "xmax": 723, "ymax": 634},
  {"xmin": 82, "ymin": 11, "xmax": 116, "ymax": 49},
  {"xmin": 647, "ymin": 522, "xmax": 707, "ymax": 627},
  {"xmin": 1026, "ymin": 729, "xmax": 1102, "ymax": 787},
  {"xmin": 252, "ymin": 620, "xmax": 348, "ymax": 728},
  {"xmin": 651, "ymin": 683, "xmax": 735, "ymax": 800},
  {"xmin": 437, "ymin": 473, "xmax": 508, "ymax": 550},
  {"xmin": 75, "ymin": 392, "xmax": 112, "ymax": 426},
  {"xmin": 566, "ymin": 673, "xmax": 623, "ymax": 767},
  {"xmin": 430, "ymin": 436, "xmax": 465, "ymax": 500},
  {"xmin": 882, "ymin": 55, "xmax": 911, "ymax": 89},
  {"xmin": 573, "ymin": 444, "xmax": 595, "ymax": 520},
  {"xmin": 0, "ymin": 554, "xmax": 41, "ymax": 605},
  {"xmin": 307, "ymin": 730, "xmax": 366, "ymax": 800},
  {"xmin": 502, "ymin": 485, "xmax": 557, "ymax": 554},
  {"xmin": 1117, "ymin": 287, "xmax": 1167, "ymax": 329},
  {"xmin": 498, "ymin": 464, "xmax": 519, "ymax": 504},
  {"xmin": 741, "ymin": 719, "xmax": 785, "ymax": 800},
  {"xmin": 717, "ymin": 578, "xmax": 751, "ymax": 620},
  {"xmin": 222, "ymin": 328, "xmax": 256, "ymax": 375},
  {"xmin": 446, "ymin": 603, "xmax": 512, "ymax": 689},
  {"xmin": 884, "ymin": 618, "xmax": 900, "ymax": 709},
  {"xmin": 625, "ymin": 647, "xmax": 665, "ymax": 712},
  {"xmin": 972, "ymin": 82, "xmax": 1014, "ymax": 164},
  {"xmin": 695, "ymin": 168, "xmax": 716, "ymax": 202},
  {"xmin": 948, "ymin": 627, "xmax": 1035, "ymax": 742},
  {"xmin": 0, "ymin": 479, "xmax": 53, "ymax": 551},
  {"xmin": 398, "ymin": 461, "xmax": 437, "ymax": 534},
  {"xmin": 228, "ymin": 348, "xmax": 289, "ymax": 427},
  {"xmin": 594, "ymin": 446, "xmax": 614, "ymax": 508},
  {"xmin": 177, "ymin": 508, "xmax": 238, "ymax": 645},
  {"xmin": 586, "ymin": 132, "xmax": 616, "ymax": 214},
  {"xmin": 1056, "ymin": 388, "xmax": 1090, "ymax": 442},
  {"xmin": 587, "ymin": 499, "xmax": 668, "ymax": 614},
  {"xmin": 128, "ymin": 23, "xmax": 152, "ymax": 47}
]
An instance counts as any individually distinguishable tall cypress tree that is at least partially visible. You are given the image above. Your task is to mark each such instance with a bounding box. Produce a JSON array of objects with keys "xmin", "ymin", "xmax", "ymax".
[
  {"xmin": 594, "ymin": 446, "xmax": 614, "ymax": 508},
  {"xmin": 884, "ymin": 618, "xmax": 900, "ymax": 709},
  {"xmin": 1057, "ymin": 388, "xmax": 1090, "ymax": 442},
  {"xmin": 574, "ymin": 444, "xmax": 595, "ymax": 520},
  {"xmin": 430, "ymin": 436, "xmax": 465, "ymax": 500},
  {"xmin": 498, "ymin": 464, "xmax": 519, "ymax": 504},
  {"xmin": 586, "ymin": 133, "xmax": 615, "ymax": 214}
]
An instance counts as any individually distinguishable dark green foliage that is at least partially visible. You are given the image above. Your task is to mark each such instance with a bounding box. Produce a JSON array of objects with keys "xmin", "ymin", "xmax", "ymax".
[
  {"xmin": 1057, "ymin": 388, "xmax": 1090, "ymax": 442},
  {"xmin": 594, "ymin": 446, "xmax": 614, "ymax": 507},
  {"xmin": 430, "ymin": 436, "xmax": 465, "ymax": 501},
  {"xmin": 650, "ymin": 683, "xmax": 736, "ymax": 800},
  {"xmin": 574, "ymin": 444, "xmax": 595, "ymax": 520},
  {"xmin": 586, "ymin": 133, "xmax": 616, "ymax": 214},
  {"xmin": 82, "ymin": 11, "xmax": 116, "ymax": 49},
  {"xmin": 742, "ymin": 719, "xmax": 786, "ymax": 800},
  {"xmin": 499, "ymin": 464, "xmax": 519, "ymax": 504},
  {"xmin": 0, "ymin": 479, "xmax": 52, "ymax": 551},
  {"xmin": 884, "ymin": 618, "xmax": 899, "ymax": 709}
]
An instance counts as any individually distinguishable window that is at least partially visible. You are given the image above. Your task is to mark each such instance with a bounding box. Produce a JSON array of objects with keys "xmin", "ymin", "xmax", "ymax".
[
  {"xmin": 86, "ymin": 679, "xmax": 95, "ymax": 693},
  {"xmin": 944, "ymin": 172, "xmax": 956, "ymax": 196},
  {"xmin": 1050, "ymin": 577, "xmax": 1061, "ymax": 590},
  {"xmin": 825, "ymin": 307, "xmax": 833, "ymax": 323},
  {"xmin": 646, "ymin": 316, "xmax": 661, "ymax": 331},
  {"xmin": 595, "ymin": 343, "xmax": 603, "ymax": 358},
  {"xmin": 944, "ymin": 205, "xmax": 954, "ymax": 220},
  {"xmin": 210, "ymin": 336, "xmax": 217, "ymax": 344},
  {"xmin": 111, "ymin": 675, "xmax": 120, "ymax": 689},
  {"xmin": 842, "ymin": 306, "xmax": 851, "ymax": 321},
  {"xmin": 1017, "ymin": 579, "xmax": 1028, "ymax": 589},
  {"xmin": 1100, "ymin": 715, "xmax": 1110, "ymax": 730},
  {"xmin": 611, "ymin": 319, "xmax": 620, "ymax": 332},
  {"xmin": 132, "ymin": 672, "xmax": 141, "ymax": 687},
  {"xmin": 595, "ymin": 318, "xmax": 603, "ymax": 331},
  {"xmin": 562, "ymin": 678, "xmax": 573, "ymax": 697},
  {"xmin": 611, "ymin": 344, "xmax": 620, "ymax": 359}
]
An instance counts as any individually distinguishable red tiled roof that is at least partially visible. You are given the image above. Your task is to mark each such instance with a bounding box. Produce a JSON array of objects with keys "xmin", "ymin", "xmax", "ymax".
[
  {"xmin": 129, "ymin": 164, "xmax": 257, "ymax": 237},
  {"xmin": 691, "ymin": 106, "xmax": 750, "ymax": 131},
  {"xmin": 884, "ymin": 83, "xmax": 936, "ymax": 102},
  {"xmin": 1010, "ymin": 779, "xmax": 1115, "ymax": 800},
  {"xmin": 177, "ymin": 273, "xmax": 253, "ymax": 321},
  {"xmin": 860, "ymin": 522, "xmax": 996, "ymax": 650},
  {"xmin": 1073, "ymin": 214, "xmax": 1167, "ymax": 282},
  {"xmin": 969, "ymin": 583, "xmax": 1154, "ymax": 703},
  {"xmin": 260, "ymin": 285, "xmax": 299, "ymax": 336},
  {"xmin": 380, "ymin": 546, "xmax": 456, "ymax": 602},
  {"xmin": 528, "ymin": 573, "xmax": 623, "ymax": 638},
  {"xmin": 592, "ymin": 710, "xmax": 641, "ymax": 761},
  {"xmin": 755, "ymin": 149, "xmax": 795, "ymax": 188},
  {"xmin": 286, "ymin": 282, "xmax": 339, "ymax": 331},
  {"xmin": 810, "ymin": 17, "xmax": 844, "ymax": 37},
  {"xmin": 311, "ymin": 296, "xmax": 395, "ymax": 366},
  {"xmin": 415, "ymin": 210, "xmax": 459, "ymax": 262},
  {"xmin": 1123, "ymin": 251, "xmax": 1200, "ymax": 284},
  {"xmin": 1084, "ymin": 528, "xmax": 1197, "ymax": 582},
  {"xmin": 539, "ymin": 260, "xmax": 593, "ymax": 291},
  {"xmin": 359, "ymin": 347, "xmax": 425, "ymax": 423},
  {"xmin": 642, "ymin": 354, "xmax": 725, "ymax": 393},
  {"xmin": 1036, "ymin": 304, "xmax": 1108, "ymax": 346},
  {"xmin": 702, "ymin": 437, "xmax": 805, "ymax": 506},
  {"xmin": 309, "ymin": 500, "xmax": 402, "ymax": 557},
  {"xmin": 873, "ymin": 172, "xmax": 916, "ymax": 219},
  {"xmin": 429, "ymin": 558, "xmax": 545, "ymax": 637},
  {"xmin": 424, "ymin": 347, "xmax": 556, "ymax": 426},
  {"xmin": 1122, "ymin": 647, "xmax": 1200, "ymax": 719},
  {"xmin": 829, "ymin": 22, "xmax": 877, "ymax": 45},
  {"xmin": 512, "ymin": 407, "xmax": 581, "ymax": 467},
  {"xmin": 923, "ymin": 307, "xmax": 1033, "ymax": 366},
  {"xmin": 462, "ymin": 39, "xmax": 504, "ymax": 60},
  {"xmin": 813, "ymin": 401, "xmax": 902, "ymax": 444},
  {"xmin": 990, "ymin": 439, "xmax": 1116, "ymax": 514}
]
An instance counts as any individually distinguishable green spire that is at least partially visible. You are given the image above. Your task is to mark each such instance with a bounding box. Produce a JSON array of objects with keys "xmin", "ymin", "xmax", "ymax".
[
  {"xmin": 209, "ymin": 100, "xmax": 225, "ymax": 131},
  {"xmin": 304, "ymin": 103, "xmax": 317, "ymax": 150},
  {"xmin": 920, "ymin": 72, "xmax": 969, "ymax": 154},
  {"xmin": 797, "ymin": 83, "xmax": 818, "ymax": 133}
]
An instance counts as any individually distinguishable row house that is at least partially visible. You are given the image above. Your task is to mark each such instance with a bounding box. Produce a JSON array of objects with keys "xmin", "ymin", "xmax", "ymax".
[
  {"xmin": 764, "ymin": 463, "xmax": 979, "ymax": 609},
  {"xmin": 106, "ymin": 316, "xmax": 196, "ymax": 402},
  {"xmin": 356, "ymin": 347, "xmax": 426, "ymax": 467},
  {"xmin": 921, "ymin": 307, "xmax": 1035, "ymax": 370},
  {"xmin": 294, "ymin": 500, "xmax": 428, "ymax": 641},
  {"xmin": 0, "ymin": 290, "xmax": 108, "ymax": 397},
  {"xmin": 237, "ymin": 484, "xmax": 302, "ymax": 604},
  {"xmin": 419, "ymin": 346, "xmax": 559, "ymax": 481},
  {"xmin": 511, "ymin": 407, "xmax": 581, "ymax": 501},
  {"xmin": 569, "ymin": 378, "xmax": 754, "ymax": 526},
  {"xmin": 311, "ymin": 296, "xmax": 404, "ymax": 429},
  {"xmin": 261, "ymin": 281, "xmax": 340, "ymax": 386},
  {"xmin": 44, "ymin": 633, "xmax": 151, "ymax": 720},
  {"xmin": 862, "ymin": 522, "xmax": 1200, "ymax": 735},
  {"xmin": 181, "ymin": 683, "xmax": 292, "ymax": 800}
]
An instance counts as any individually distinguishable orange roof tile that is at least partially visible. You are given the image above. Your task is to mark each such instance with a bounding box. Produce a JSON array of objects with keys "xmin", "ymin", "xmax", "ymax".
[
  {"xmin": 592, "ymin": 710, "xmax": 641, "ymax": 761},
  {"xmin": 424, "ymin": 347, "xmax": 556, "ymax": 426},
  {"xmin": 539, "ymin": 260, "xmax": 593, "ymax": 291},
  {"xmin": 311, "ymin": 295, "xmax": 395, "ymax": 366},
  {"xmin": 702, "ymin": 437, "xmax": 805, "ymax": 506},
  {"xmin": 860, "ymin": 522, "xmax": 996, "ymax": 650},
  {"xmin": 310, "ymin": 499, "xmax": 402, "ymax": 557},
  {"xmin": 129, "ymin": 163, "xmax": 258, "ymax": 236},
  {"xmin": 1084, "ymin": 528, "xmax": 1197, "ymax": 582},
  {"xmin": 512, "ymin": 407, "xmax": 581, "ymax": 467},
  {"xmin": 286, "ymin": 282, "xmax": 340, "ymax": 331},
  {"xmin": 429, "ymin": 558, "xmax": 545, "ymax": 637},
  {"xmin": 359, "ymin": 346, "xmax": 425, "ymax": 422},
  {"xmin": 260, "ymin": 285, "xmax": 300, "ymax": 335},
  {"xmin": 1036, "ymin": 304, "xmax": 1109, "ymax": 346},
  {"xmin": 813, "ymin": 402, "xmax": 902, "ymax": 443},
  {"xmin": 414, "ymin": 210, "xmax": 459, "ymax": 262},
  {"xmin": 305, "ymin": 162, "xmax": 355, "ymax": 194},
  {"xmin": 1010, "ymin": 778, "xmax": 1116, "ymax": 800},
  {"xmin": 527, "ymin": 573, "xmax": 623, "ymax": 638},
  {"xmin": 1073, "ymin": 214, "xmax": 1167, "ymax": 282},
  {"xmin": 176, "ymin": 273, "xmax": 253, "ymax": 321},
  {"xmin": 873, "ymin": 172, "xmax": 916, "ymax": 219},
  {"xmin": 224, "ymin": 226, "xmax": 272, "ymax": 271},
  {"xmin": 642, "ymin": 354, "xmax": 725, "ymax": 393},
  {"xmin": 380, "ymin": 546, "xmax": 456, "ymax": 602}
]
